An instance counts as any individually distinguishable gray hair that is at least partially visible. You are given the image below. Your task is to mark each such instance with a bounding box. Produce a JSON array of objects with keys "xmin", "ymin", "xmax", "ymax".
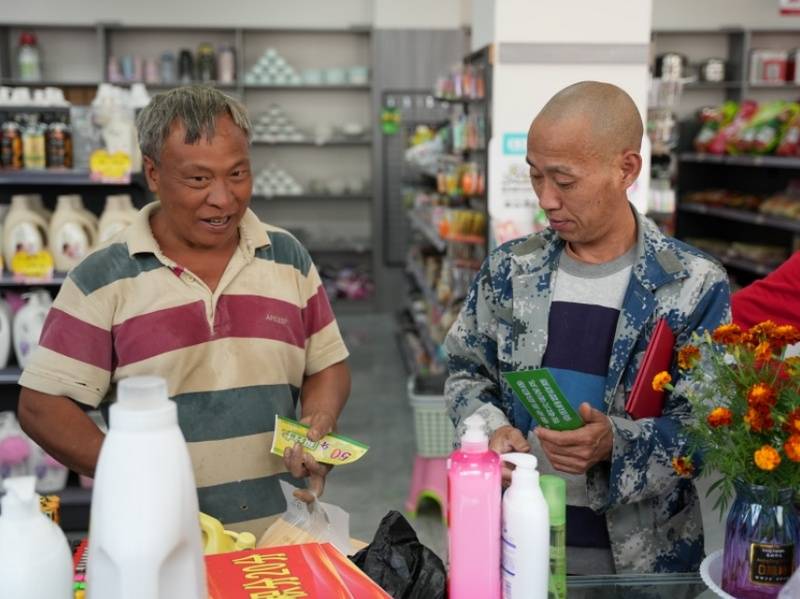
[{"xmin": 136, "ymin": 85, "xmax": 252, "ymax": 162}]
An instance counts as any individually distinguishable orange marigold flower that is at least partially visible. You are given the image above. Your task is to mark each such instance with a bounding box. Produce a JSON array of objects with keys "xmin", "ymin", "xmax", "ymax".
[
  {"xmin": 672, "ymin": 456, "xmax": 694, "ymax": 477},
  {"xmin": 750, "ymin": 320, "xmax": 778, "ymax": 339},
  {"xmin": 707, "ymin": 407, "xmax": 733, "ymax": 428},
  {"xmin": 754, "ymin": 341, "xmax": 773, "ymax": 364},
  {"xmin": 745, "ymin": 406, "xmax": 775, "ymax": 433},
  {"xmin": 786, "ymin": 356, "xmax": 800, "ymax": 371},
  {"xmin": 784, "ymin": 408, "xmax": 800, "ymax": 435},
  {"xmin": 754, "ymin": 445, "xmax": 781, "ymax": 471},
  {"xmin": 747, "ymin": 382, "xmax": 777, "ymax": 409},
  {"xmin": 712, "ymin": 323, "xmax": 742, "ymax": 345},
  {"xmin": 652, "ymin": 371, "xmax": 672, "ymax": 392},
  {"xmin": 784, "ymin": 435, "xmax": 800, "ymax": 463},
  {"xmin": 772, "ymin": 324, "xmax": 800, "ymax": 348},
  {"xmin": 677, "ymin": 345, "xmax": 701, "ymax": 370}
]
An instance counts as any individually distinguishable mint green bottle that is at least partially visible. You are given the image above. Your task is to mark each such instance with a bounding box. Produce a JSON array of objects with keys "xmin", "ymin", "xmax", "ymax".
[{"xmin": 540, "ymin": 475, "xmax": 566, "ymax": 599}]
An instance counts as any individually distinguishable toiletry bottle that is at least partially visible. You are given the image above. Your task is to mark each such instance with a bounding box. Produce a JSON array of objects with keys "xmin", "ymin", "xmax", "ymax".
[
  {"xmin": 49, "ymin": 194, "xmax": 97, "ymax": 272},
  {"xmin": 0, "ymin": 412, "xmax": 31, "ymax": 481},
  {"xmin": 501, "ymin": 453, "xmax": 549, "ymax": 599},
  {"xmin": 98, "ymin": 194, "xmax": 137, "ymax": 242},
  {"xmin": 540, "ymin": 474, "xmax": 567, "ymax": 599},
  {"xmin": 88, "ymin": 376, "xmax": 206, "ymax": 599},
  {"xmin": 3, "ymin": 194, "xmax": 49, "ymax": 267},
  {"xmin": 0, "ymin": 476, "xmax": 73, "ymax": 599},
  {"xmin": 17, "ymin": 32, "xmax": 42, "ymax": 82},
  {"xmin": 13, "ymin": 289, "xmax": 52, "ymax": 369},
  {"xmin": 0, "ymin": 294, "xmax": 12, "ymax": 368},
  {"xmin": 448, "ymin": 414, "xmax": 501, "ymax": 599}
]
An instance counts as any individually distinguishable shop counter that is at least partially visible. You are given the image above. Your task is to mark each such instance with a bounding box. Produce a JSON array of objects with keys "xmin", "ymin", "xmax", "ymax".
[{"xmin": 567, "ymin": 572, "xmax": 714, "ymax": 598}]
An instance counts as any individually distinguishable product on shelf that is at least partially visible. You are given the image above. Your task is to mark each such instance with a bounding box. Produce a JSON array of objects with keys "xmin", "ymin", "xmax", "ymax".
[
  {"xmin": 686, "ymin": 237, "xmax": 788, "ymax": 267},
  {"xmin": 196, "ymin": 42, "xmax": 217, "ymax": 83},
  {"xmin": 244, "ymin": 48, "xmax": 302, "ymax": 86},
  {"xmin": 217, "ymin": 46, "xmax": 236, "ymax": 84},
  {"xmin": 13, "ymin": 289, "xmax": 52, "ymax": 370},
  {"xmin": 49, "ymin": 195, "xmax": 99, "ymax": 272},
  {"xmin": 252, "ymin": 163, "xmax": 304, "ymax": 197},
  {"xmin": 683, "ymin": 189, "xmax": 762, "ymax": 211},
  {"xmin": 16, "ymin": 32, "xmax": 42, "ymax": 82},
  {"xmin": 319, "ymin": 265, "xmax": 374, "ymax": 302},
  {"xmin": 3, "ymin": 195, "xmax": 50, "ymax": 268},
  {"xmin": 759, "ymin": 193, "xmax": 800, "ymax": 220},
  {"xmin": 1, "ymin": 121, "xmax": 24, "ymax": 169},
  {"xmin": 22, "ymin": 122, "xmax": 46, "ymax": 170},
  {"xmin": 251, "ymin": 104, "xmax": 306, "ymax": 143},
  {"xmin": 98, "ymin": 194, "xmax": 138, "ymax": 242},
  {"xmin": 178, "ymin": 49, "xmax": 194, "ymax": 84},
  {"xmin": 434, "ymin": 63, "xmax": 486, "ymax": 100},
  {"xmin": 46, "ymin": 121, "xmax": 74, "ymax": 169},
  {"xmin": 734, "ymin": 101, "xmax": 798, "ymax": 155},
  {"xmin": 750, "ymin": 49, "xmax": 789, "ymax": 85}
]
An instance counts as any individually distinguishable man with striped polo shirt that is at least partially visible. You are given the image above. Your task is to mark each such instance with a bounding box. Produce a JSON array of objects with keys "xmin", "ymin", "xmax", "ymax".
[{"xmin": 17, "ymin": 86, "xmax": 351, "ymax": 536}]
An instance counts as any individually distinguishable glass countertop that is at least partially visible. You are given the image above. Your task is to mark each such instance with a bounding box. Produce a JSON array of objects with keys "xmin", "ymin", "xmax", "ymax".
[{"xmin": 567, "ymin": 572, "xmax": 716, "ymax": 598}]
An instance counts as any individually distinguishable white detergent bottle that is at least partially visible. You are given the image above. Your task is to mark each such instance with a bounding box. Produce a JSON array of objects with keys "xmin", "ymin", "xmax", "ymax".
[
  {"xmin": 0, "ymin": 476, "xmax": 73, "ymax": 599},
  {"xmin": 98, "ymin": 194, "xmax": 137, "ymax": 242},
  {"xmin": 13, "ymin": 290, "xmax": 52, "ymax": 370},
  {"xmin": 27, "ymin": 193, "xmax": 52, "ymax": 222},
  {"xmin": 49, "ymin": 195, "xmax": 98, "ymax": 272},
  {"xmin": 0, "ymin": 295, "xmax": 12, "ymax": 368},
  {"xmin": 3, "ymin": 195, "xmax": 50, "ymax": 268},
  {"xmin": 501, "ymin": 453, "xmax": 550, "ymax": 599},
  {"xmin": 88, "ymin": 376, "xmax": 206, "ymax": 599}
]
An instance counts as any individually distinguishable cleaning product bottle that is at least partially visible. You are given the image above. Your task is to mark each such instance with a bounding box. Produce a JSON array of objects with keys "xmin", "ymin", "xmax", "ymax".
[
  {"xmin": 0, "ymin": 476, "xmax": 73, "ymax": 599},
  {"xmin": 501, "ymin": 453, "xmax": 549, "ymax": 599},
  {"xmin": 49, "ymin": 194, "xmax": 98, "ymax": 272},
  {"xmin": 31, "ymin": 444, "xmax": 69, "ymax": 493},
  {"xmin": 0, "ymin": 412, "xmax": 32, "ymax": 481},
  {"xmin": 448, "ymin": 414, "xmax": 502, "ymax": 599},
  {"xmin": 3, "ymin": 194, "xmax": 50, "ymax": 268},
  {"xmin": 0, "ymin": 295, "xmax": 12, "ymax": 368},
  {"xmin": 88, "ymin": 376, "xmax": 206, "ymax": 599},
  {"xmin": 98, "ymin": 194, "xmax": 137, "ymax": 243},
  {"xmin": 13, "ymin": 289, "xmax": 52, "ymax": 369},
  {"xmin": 540, "ymin": 474, "xmax": 567, "ymax": 599}
]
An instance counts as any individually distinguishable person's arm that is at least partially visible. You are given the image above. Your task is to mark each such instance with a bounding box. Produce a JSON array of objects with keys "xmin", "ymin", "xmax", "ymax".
[
  {"xmin": 586, "ymin": 269, "xmax": 731, "ymax": 512},
  {"xmin": 17, "ymin": 387, "xmax": 104, "ymax": 477}
]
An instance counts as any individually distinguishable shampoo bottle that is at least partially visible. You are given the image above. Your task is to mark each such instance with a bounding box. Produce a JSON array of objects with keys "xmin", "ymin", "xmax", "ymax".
[
  {"xmin": 87, "ymin": 376, "xmax": 206, "ymax": 599},
  {"xmin": 49, "ymin": 194, "xmax": 98, "ymax": 272},
  {"xmin": 501, "ymin": 453, "xmax": 549, "ymax": 599},
  {"xmin": 448, "ymin": 414, "xmax": 501, "ymax": 599},
  {"xmin": 0, "ymin": 476, "xmax": 73, "ymax": 599},
  {"xmin": 540, "ymin": 474, "xmax": 567, "ymax": 599}
]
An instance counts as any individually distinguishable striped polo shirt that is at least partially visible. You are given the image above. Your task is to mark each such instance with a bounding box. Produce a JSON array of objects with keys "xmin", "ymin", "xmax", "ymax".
[{"xmin": 20, "ymin": 202, "xmax": 349, "ymax": 536}]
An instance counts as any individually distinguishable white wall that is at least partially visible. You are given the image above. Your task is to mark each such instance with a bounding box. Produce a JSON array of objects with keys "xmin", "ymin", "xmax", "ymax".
[
  {"xmin": 373, "ymin": 0, "xmax": 465, "ymax": 29},
  {"xmin": 653, "ymin": 0, "xmax": 800, "ymax": 30}
]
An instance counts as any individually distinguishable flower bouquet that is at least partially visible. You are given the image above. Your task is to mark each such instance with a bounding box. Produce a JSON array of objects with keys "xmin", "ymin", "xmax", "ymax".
[{"xmin": 653, "ymin": 321, "xmax": 800, "ymax": 599}]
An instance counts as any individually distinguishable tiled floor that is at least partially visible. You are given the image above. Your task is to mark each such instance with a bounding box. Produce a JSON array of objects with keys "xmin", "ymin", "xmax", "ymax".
[{"xmin": 327, "ymin": 312, "xmax": 727, "ymax": 564}]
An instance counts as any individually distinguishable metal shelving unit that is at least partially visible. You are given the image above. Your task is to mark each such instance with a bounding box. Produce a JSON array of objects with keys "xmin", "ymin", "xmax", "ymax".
[{"xmin": 679, "ymin": 202, "xmax": 800, "ymax": 234}]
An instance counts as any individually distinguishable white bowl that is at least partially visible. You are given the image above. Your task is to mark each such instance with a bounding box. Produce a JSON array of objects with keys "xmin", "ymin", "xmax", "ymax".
[{"xmin": 700, "ymin": 550, "xmax": 737, "ymax": 599}]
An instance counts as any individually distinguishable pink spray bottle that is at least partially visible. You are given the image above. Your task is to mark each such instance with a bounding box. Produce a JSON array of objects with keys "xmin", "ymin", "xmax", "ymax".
[{"xmin": 447, "ymin": 413, "xmax": 502, "ymax": 599}]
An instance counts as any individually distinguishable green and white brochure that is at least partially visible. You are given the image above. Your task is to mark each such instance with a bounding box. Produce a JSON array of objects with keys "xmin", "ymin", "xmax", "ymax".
[{"xmin": 503, "ymin": 368, "xmax": 583, "ymax": 431}]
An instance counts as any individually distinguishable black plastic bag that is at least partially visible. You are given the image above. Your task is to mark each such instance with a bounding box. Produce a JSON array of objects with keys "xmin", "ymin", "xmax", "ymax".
[{"xmin": 350, "ymin": 510, "xmax": 446, "ymax": 599}]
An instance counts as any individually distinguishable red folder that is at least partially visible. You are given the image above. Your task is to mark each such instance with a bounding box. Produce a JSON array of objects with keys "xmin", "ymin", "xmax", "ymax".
[{"xmin": 626, "ymin": 318, "xmax": 675, "ymax": 420}]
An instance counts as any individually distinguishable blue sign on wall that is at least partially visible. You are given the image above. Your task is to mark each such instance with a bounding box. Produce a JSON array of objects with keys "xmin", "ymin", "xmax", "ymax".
[{"xmin": 502, "ymin": 133, "xmax": 528, "ymax": 156}]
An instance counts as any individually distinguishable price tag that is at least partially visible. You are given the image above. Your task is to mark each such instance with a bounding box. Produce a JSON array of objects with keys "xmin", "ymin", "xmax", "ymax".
[
  {"xmin": 90, "ymin": 150, "xmax": 132, "ymax": 183},
  {"xmin": 11, "ymin": 250, "xmax": 55, "ymax": 280}
]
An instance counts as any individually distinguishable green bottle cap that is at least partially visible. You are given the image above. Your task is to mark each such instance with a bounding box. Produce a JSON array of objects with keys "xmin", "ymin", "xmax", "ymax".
[{"xmin": 540, "ymin": 474, "xmax": 566, "ymax": 526}]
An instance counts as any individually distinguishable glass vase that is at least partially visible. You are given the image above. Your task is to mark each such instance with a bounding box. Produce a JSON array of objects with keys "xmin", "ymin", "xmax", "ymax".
[{"xmin": 722, "ymin": 481, "xmax": 800, "ymax": 599}]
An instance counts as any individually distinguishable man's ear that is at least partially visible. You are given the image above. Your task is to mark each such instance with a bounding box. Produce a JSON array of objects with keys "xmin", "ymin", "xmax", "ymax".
[
  {"xmin": 620, "ymin": 150, "xmax": 642, "ymax": 190},
  {"xmin": 142, "ymin": 155, "xmax": 159, "ymax": 194}
]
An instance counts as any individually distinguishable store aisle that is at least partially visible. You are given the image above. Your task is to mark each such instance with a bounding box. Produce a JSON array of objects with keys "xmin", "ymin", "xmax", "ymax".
[{"xmin": 324, "ymin": 312, "xmax": 447, "ymax": 560}]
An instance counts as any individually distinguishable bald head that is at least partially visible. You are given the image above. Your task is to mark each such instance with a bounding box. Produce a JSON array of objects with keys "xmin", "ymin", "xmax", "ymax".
[{"xmin": 533, "ymin": 81, "xmax": 643, "ymax": 157}]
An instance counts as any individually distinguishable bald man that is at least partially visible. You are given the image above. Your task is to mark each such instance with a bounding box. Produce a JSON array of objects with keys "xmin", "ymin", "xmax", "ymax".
[{"xmin": 445, "ymin": 82, "xmax": 730, "ymax": 574}]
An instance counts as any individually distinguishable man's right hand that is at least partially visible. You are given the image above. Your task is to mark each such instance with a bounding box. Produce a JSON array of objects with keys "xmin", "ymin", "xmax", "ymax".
[{"xmin": 489, "ymin": 425, "xmax": 531, "ymax": 487}]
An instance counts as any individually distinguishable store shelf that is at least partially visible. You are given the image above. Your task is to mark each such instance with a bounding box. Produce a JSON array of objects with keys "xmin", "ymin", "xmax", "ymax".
[
  {"xmin": 0, "ymin": 367, "xmax": 21, "ymax": 385},
  {"xmin": 253, "ymin": 193, "xmax": 371, "ymax": 201},
  {"xmin": 749, "ymin": 83, "xmax": 800, "ymax": 89},
  {"xmin": 408, "ymin": 307, "xmax": 444, "ymax": 364},
  {"xmin": 0, "ymin": 80, "xmax": 97, "ymax": 87},
  {"xmin": 433, "ymin": 95, "xmax": 487, "ymax": 105},
  {"xmin": 408, "ymin": 210, "xmax": 446, "ymax": 252},
  {"xmin": 110, "ymin": 81, "xmax": 239, "ymax": 90},
  {"xmin": 714, "ymin": 254, "xmax": 777, "ymax": 277},
  {"xmin": 0, "ymin": 170, "xmax": 146, "ymax": 187},
  {"xmin": 244, "ymin": 84, "xmax": 370, "ymax": 91},
  {"xmin": 678, "ymin": 203, "xmax": 800, "ymax": 234},
  {"xmin": 0, "ymin": 272, "xmax": 67, "ymax": 287},
  {"xmin": 252, "ymin": 139, "xmax": 371, "ymax": 147},
  {"xmin": 678, "ymin": 152, "xmax": 800, "ymax": 169},
  {"xmin": 0, "ymin": 105, "xmax": 71, "ymax": 114},
  {"xmin": 683, "ymin": 81, "xmax": 742, "ymax": 90},
  {"xmin": 407, "ymin": 260, "xmax": 443, "ymax": 313}
]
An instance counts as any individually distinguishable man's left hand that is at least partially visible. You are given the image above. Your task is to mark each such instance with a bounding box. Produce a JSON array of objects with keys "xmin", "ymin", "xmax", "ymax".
[
  {"xmin": 282, "ymin": 412, "xmax": 336, "ymax": 503},
  {"xmin": 535, "ymin": 403, "xmax": 613, "ymax": 475}
]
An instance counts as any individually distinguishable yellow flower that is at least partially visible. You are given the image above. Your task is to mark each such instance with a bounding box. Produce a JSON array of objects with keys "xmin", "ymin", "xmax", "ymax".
[
  {"xmin": 772, "ymin": 324, "xmax": 800, "ymax": 348},
  {"xmin": 652, "ymin": 371, "xmax": 672, "ymax": 392},
  {"xmin": 672, "ymin": 456, "xmax": 694, "ymax": 477},
  {"xmin": 754, "ymin": 341, "xmax": 773, "ymax": 364},
  {"xmin": 712, "ymin": 323, "xmax": 742, "ymax": 345},
  {"xmin": 707, "ymin": 407, "xmax": 733, "ymax": 428},
  {"xmin": 784, "ymin": 435, "xmax": 800, "ymax": 463},
  {"xmin": 747, "ymin": 382, "xmax": 778, "ymax": 409},
  {"xmin": 754, "ymin": 445, "xmax": 781, "ymax": 471},
  {"xmin": 677, "ymin": 345, "xmax": 701, "ymax": 371}
]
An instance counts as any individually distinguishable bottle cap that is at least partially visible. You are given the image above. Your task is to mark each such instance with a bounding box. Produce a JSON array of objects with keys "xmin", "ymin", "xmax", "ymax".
[
  {"xmin": 111, "ymin": 376, "xmax": 176, "ymax": 432},
  {"xmin": 502, "ymin": 452, "xmax": 538, "ymax": 485},
  {"xmin": 1, "ymin": 476, "xmax": 39, "ymax": 520},
  {"xmin": 461, "ymin": 414, "xmax": 488, "ymax": 451},
  {"xmin": 540, "ymin": 474, "xmax": 566, "ymax": 526}
]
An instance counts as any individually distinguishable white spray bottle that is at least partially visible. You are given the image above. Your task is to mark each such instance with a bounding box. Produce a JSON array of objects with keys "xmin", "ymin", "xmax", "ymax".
[{"xmin": 501, "ymin": 453, "xmax": 550, "ymax": 599}]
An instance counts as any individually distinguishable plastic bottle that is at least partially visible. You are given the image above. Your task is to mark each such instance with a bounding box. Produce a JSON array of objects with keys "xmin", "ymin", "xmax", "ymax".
[
  {"xmin": 540, "ymin": 474, "xmax": 567, "ymax": 599},
  {"xmin": 501, "ymin": 453, "xmax": 549, "ymax": 599},
  {"xmin": 88, "ymin": 376, "xmax": 206, "ymax": 599},
  {"xmin": 17, "ymin": 32, "xmax": 42, "ymax": 82},
  {"xmin": 0, "ymin": 412, "xmax": 32, "ymax": 481},
  {"xmin": 0, "ymin": 295, "xmax": 12, "ymax": 368},
  {"xmin": 13, "ymin": 290, "xmax": 52, "ymax": 369},
  {"xmin": 3, "ymin": 194, "xmax": 50, "ymax": 267},
  {"xmin": 0, "ymin": 476, "xmax": 73, "ymax": 599},
  {"xmin": 448, "ymin": 414, "xmax": 502, "ymax": 599},
  {"xmin": 49, "ymin": 194, "xmax": 98, "ymax": 272},
  {"xmin": 98, "ymin": 194, "xmax": 137, "ymax": 242}
]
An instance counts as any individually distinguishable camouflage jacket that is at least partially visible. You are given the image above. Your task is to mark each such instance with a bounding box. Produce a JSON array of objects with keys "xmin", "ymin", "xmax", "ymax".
[{"xmin": 445, "ymin": 209, "xmax": 731, "ymax": 573}]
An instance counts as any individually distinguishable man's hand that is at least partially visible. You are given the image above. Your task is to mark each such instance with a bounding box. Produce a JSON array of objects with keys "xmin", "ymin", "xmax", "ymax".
[
  {"xmin": 535, "ymin": 403, "xmax": 613, "ymax": 475},
  {"xmin": 489, "ymin": 425, "xmax": 531, "ymax": 487},
  {"xmin": 282, "ymin": 413, "xmax": 336, "ymax": 503}
]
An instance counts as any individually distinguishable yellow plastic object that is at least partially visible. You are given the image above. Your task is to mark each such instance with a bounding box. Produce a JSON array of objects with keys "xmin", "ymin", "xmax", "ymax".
[
  {"xmin": 199, "ymin": 512, "xmax": 256, "ymax": 555},
  {"xmin": 270, "ymin": 415, "xmax": 369, "ymax": 466},
  {"xmin": 10, "ymin": 250, "xmax": 54, "ymax": 279}
]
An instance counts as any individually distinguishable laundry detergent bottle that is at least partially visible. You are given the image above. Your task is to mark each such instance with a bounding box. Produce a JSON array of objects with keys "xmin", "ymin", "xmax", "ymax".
[
  {"xmin": 88, "ymin": 376, "xmax": 206, "ymax": 599},
  {"xmin": 3, "ymin": 194, "xmax": 49, "ymax": 268},
  {"xmin": 0, "ymin": 295, "xmax": 12, "ymax": 368},
  {"xmin": 448, "ymin": 414, "xmax": 502, "ymax": 599},
  {"xmin": 0, "ymin": 476, "xmax": 73, "ymax": 599},
  {"xmin": 49, "ymin": 194, "xmax": 98, "ymax": 272},
  {"xmin": 98, "ymin": 194, "xmax": 137, "ymax": 243},
  {"xmin": 501, "ymin": 453, "xmax": 549, "ymax": 599},
  {"xmin": 13, "ymin": 289, "xmax": 51, "ymax": 369}
]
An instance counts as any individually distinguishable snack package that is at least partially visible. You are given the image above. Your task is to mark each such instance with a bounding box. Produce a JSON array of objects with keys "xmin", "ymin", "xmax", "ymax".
[
  {"xmin": 707, "ymin": 100, "xmax": 758, "ymax": 155},
  {"xmin": 776, "ymin": 108, "xmax": 800, "ymax": 156},
  {"xmin": 694, "ymin": 102, "xmax": 737, "ymax": 153},
  {"xmin": 735, "ymin": 101, "xmax": 799, "ymax": 154},
  {"xmin": 270, "ymin": 415, "xmax": 368, "ymax": 466}
]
